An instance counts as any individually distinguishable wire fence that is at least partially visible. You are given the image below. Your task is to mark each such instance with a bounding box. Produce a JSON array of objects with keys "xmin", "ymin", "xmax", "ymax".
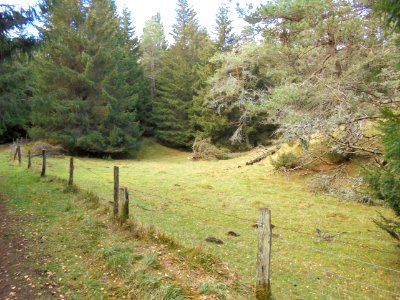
[{"xmin": 5, "ymin": 144, "xmax": 400, "ymax": 300}]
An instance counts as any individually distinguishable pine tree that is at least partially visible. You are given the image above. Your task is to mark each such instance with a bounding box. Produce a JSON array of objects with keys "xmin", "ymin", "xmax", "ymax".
[
  {"xmin": 153, "ymin": 0, "xmax": 212, "ymax": 148},
  {"xmin": 31, "ymin": 0, "xmax": 144, "ymax": 156},
  {"xmin": 140, "ymin": 13, "xmax": 167, "ymax": 135},
  {"xmin": 214, "ymin": 3, "xmax": 236, "ymax": 52}
]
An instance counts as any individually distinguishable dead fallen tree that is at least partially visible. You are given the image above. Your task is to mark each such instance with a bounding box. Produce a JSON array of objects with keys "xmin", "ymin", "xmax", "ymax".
[{"xmin": 245, "ymin": 146, "xmax": 280, "ymax": 166}]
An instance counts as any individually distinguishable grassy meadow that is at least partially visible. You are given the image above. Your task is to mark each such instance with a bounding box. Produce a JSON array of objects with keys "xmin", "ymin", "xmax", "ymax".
[{"xmin": 1, "ymin": 140, "xmax": 400, "ymax": 299}]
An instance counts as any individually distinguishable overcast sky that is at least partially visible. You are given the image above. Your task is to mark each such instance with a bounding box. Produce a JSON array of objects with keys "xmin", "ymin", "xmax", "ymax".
[{"xmin": 2, "ymin": 0, "xmax": 263, "ymax": 42}]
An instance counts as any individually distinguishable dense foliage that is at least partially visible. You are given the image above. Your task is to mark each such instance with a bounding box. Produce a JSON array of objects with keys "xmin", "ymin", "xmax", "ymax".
[
  {"xmin": 1, "ymin": 0, "xmax": 399, "ymax": 161},
  {"xmin": 0, "ymin": 5, "xmax": 35, "ymax": 142},
  {"xmin": 140, "ymin": 12, "xmax": 167, "ymax": 135},
  {"xmin": 206, "ymin": 0, "xmax": 399, "ymax": 154},
  {"xmin": 364, "ymin": 110, "xmax": 400, "ymax": 215},
  {"xmin": 153, "ymin": 0, "xmax": 213, "ymax": 148},
  {"xmin": 30, "ymin": 0, "xmax": 144, "ymax": 155},
  {"xmin": 364, "ymin": 0, "xmax": 400, "ymax": 222}
]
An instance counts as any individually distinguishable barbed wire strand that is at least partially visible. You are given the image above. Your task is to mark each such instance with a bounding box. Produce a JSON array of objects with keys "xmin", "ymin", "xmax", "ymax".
[
  {"xmin": 278, "ymin": 238, "xmax": 400, "ymax": 274},
  {"xmin": 126, "ymin": 185, "xmax": 257, "ymax": 223},
  {"xmin": 274, "ymin": 224, "xmax": 396, "ymax": 255},
  {"xmin": 127, "ymin": 184, "xmax": 399, "ymax": 257},
  {"xmin": 278, "ymin": 276, "xmax": 338, "ymax": 300},
  {"xmin": 271, "ymin": 244, "xmax": 400, "ymax": 298},
  {"xmin": 274, "ymin": 265, "xmax": 374, "ymax": 300},
  {"xmin": 322, "ymin": 267, "xmax": 400, "ymax": 297}
]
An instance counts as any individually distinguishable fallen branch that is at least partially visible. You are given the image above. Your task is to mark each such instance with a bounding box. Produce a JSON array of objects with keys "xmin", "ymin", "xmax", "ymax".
[{"xmin": 245, "ymin": 146, "xmax": 280, "ymax": 166}]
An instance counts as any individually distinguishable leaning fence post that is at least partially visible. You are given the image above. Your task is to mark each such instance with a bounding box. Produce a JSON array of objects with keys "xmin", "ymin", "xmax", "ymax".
[
  {"xmin": 69, "ymin": 157, "xmax": 74, "ymax": 186},
  {"xmin": 256, "ymin": 208, "xmax": 272, "ymax": 300},
  {"xmin": 27, "ymin": 150, "xmax": 31, "ymax": 169},
  {"xmin": 113, "ymin": 166, "xmax": 119, "ymax": 218},
  {"xmin": 16, "ymin": 145, "xmax": 21, "ymax": 165},
  {"xmin": 41, "ymin": 150, "xmax": 46, "ymax": 177}
]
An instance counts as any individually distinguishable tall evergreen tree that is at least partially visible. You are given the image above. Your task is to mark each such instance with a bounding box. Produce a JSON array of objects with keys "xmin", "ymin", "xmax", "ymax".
[
  {"xmin": 153, "ymin": 0, "xmax": 212, "ymax": 148},
  {"xmin": 119, "ymin": 6, "xmax": 148, "ymax": 137},
  {"xmin": 0, "ymin": 5, "xmax": 36, "ymax": 142},
  {"xmin": 0, "ymin": 5, "xmax": 35, "ymax": 61},
  {"xmin": 214, "ymin": 3, "xmax": 236, "ymax": 52},
  {"xmin": 363, "ymin": 1, "xmax": 400, "ymax": 240},
  {"xmin": 31, "ymin": 0, "xmax": 144, "ymax": 156},
  {"xmin": 140, "ymin": 13, "xmax": 167, "ymax": 135}
]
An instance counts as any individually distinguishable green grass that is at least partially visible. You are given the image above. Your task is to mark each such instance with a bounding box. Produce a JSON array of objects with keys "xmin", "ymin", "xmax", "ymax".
[
  {"xmin": 2, "ymin": 139, "xmax": 400, "ymax": 299},
  {"xmin": 0, "ymin": 157, "xmax": 238, "ymax": 299}
]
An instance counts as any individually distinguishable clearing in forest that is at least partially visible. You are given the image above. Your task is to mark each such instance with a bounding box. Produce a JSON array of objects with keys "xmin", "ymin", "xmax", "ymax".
[{"xmin": 1, "ymin": 141, "xmax": 400, "ymax": 299}]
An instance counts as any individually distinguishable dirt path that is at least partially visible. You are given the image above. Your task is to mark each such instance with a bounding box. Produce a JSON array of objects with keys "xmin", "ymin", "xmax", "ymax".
[{"xmin": 0, "ymin": 195, "xmax": 49, "ymax": 300}]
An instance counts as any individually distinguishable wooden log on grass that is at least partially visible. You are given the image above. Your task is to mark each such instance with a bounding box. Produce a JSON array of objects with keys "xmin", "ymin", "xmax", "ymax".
[
  {"xmin": 41, "ymin": 150, "xmax": 46, "ymax": 177},
  {"xmin": 256, "ymin": 208, "xmax": 272, "ymax": 300}
]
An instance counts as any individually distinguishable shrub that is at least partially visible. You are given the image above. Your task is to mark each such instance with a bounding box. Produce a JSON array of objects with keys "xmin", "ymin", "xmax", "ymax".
[
  {"xmin": 31, "ymin": 141, "xmax": 65, "ymax": 156},
  {"xmin": 192, "ymin": 138, "xmax": 230, "ymax": 160},
  {"xmin": 325, "ymin": 150, "xmax": 350, "ymax": 164},
  {"xmin": 271, "ymin": 152, "xmax": 299, "ymax": 170},
  {"xmin": 363, "ymin": 109, "xmax": 400, "ymax": 245},
  {"xmin": 364, "ymin": 166, "xmax": 400, "ymax": 215},
  {"xmin": 363, "ymin": 109, "xmax": 400, "ymax": 216}
]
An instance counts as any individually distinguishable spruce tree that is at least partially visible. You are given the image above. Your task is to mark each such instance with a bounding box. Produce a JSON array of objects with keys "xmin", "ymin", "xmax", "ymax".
[
  {"xmin": 214, "ymin": 3, "xmax": 236, "ymax": 52},
  {"xmin": 31, "ymin": 0, "xmax": 144, "ymax": 156},
  {"xmin": 140, "ymin": 13, "xmax": 167, "ymax": 135},
  {"xmin": 153, "ymin": 0, "xmax": 212, "ymax": 148},
  {"xmin": 364, "ymin": 1, "xmax": 400, "ymax": 223},
  {"xmin": 0, "ymin": 5, "xmax": 35, "ymax": 142},
  {"xmin": 119, "ymin": 6, "xmax": 147, "ymax": 139}
]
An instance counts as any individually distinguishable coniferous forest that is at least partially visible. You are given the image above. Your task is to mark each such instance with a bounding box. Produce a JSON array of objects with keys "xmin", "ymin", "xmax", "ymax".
[
  {"xmin": 1, "ymin": 0, "xmax": 400, "ymax": 214},
  {"xmin": 2, "ymin": 0, "xmax": 396, "ymax": 153}
]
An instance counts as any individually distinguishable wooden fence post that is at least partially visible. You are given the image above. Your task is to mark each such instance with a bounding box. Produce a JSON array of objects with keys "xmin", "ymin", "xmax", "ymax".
[
  {"xmin": 124, "ymin": 187, "xmax": 129, "ymax": 221},
  {"xmin": 27, "ymin": 151, "xmax": 31, "ymax": 169},
  {"xmin": 69, "ymin": 157, "xmax": 74, "ymax": 186},
  {"xmin": 41, "ymin": 150, "xmax": 46, "ymax": 177},
  {"xmin": 119, "ymin": 188, "xmax": 124, "ymax": 225},
  {"xmin": 16, "ymin": 145, "xmax": 21, "ymax": 165},
  {"xmin": 13, "ymin": 144, "xmax": 18, "ymax": 161},
  {"xmin": 113, "ymin": 166, "xmax": 119, "ymax": 218},
  {"xmin": 256, "ymin": 208, "xmax": 272, "ymax": 300},
  {"xmin": 119, "ymin": 187, "xmax": 129, "ymax": 225}
]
